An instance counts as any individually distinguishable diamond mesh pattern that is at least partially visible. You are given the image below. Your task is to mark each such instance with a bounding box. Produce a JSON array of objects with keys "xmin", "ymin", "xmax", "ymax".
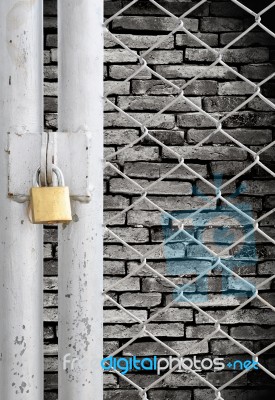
[{"xmin": 104, "ymin": 1, "xmax": 275, "ymax": 398}]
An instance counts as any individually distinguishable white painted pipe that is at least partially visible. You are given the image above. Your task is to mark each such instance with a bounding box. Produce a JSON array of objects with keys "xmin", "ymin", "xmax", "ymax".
[
  {"xmin": 58, "ymin": 0, "xmax": 104, "ymax": 398},
  {"xmin": 0, "ymin": 0, "xmax": 44, "ymax": 399}
]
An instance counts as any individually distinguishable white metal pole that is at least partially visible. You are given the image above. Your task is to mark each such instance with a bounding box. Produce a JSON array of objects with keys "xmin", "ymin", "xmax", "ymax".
[
  {"xmin": 0, "ymin": 1, "xmax": 44, "ymax": 399},
  {"xmin": 58, "ymin": 1, "xmax": 104, "ymax": 399}
]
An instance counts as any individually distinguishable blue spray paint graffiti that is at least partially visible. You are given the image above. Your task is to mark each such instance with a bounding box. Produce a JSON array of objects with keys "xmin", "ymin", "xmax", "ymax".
[{"xmin": 162, "ymin": 175, "xmax": 257, "ymax": 302}]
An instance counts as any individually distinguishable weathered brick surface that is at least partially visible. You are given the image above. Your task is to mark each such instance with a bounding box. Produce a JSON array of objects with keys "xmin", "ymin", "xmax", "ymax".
[
  {"xmin": 44, "ymin": 0, "xmax": 275, "ymax": 398},
  {"xmin": 185, "ymin": 48, "xmax": 269, "ymax": 63},
  {"xmin": 112, "ymin": 17, "xmax": 199, "ymax": 32}
]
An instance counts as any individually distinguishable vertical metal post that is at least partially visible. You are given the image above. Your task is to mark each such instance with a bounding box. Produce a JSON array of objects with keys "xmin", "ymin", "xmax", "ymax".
[
  {"xmin": 58, "ymin": 1, "xmax": 104, "ymax": 399},
  {"xmin": 0, "ymin": 0, "xmax": 43, "ymax": 399}
]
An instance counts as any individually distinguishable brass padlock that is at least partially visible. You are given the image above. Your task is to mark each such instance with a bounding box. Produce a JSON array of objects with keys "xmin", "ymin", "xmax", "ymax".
[{"xmin": 29, "ymin": 166, "xmax": 72, "ymax": 224}]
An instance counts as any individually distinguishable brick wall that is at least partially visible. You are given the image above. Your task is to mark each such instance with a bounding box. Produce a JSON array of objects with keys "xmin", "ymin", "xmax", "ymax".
[{"xmin": 44, "ymin": 0, "xmax": 275, "ymax": 399}]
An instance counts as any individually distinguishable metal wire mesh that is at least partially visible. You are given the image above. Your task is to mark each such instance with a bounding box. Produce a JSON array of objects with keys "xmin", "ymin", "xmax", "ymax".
[{"xmin": 103, "ymin": 1, "xmax": 275, "ymax": 398}]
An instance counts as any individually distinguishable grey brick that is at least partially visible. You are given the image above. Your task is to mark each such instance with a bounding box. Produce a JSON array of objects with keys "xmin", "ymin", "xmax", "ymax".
[
  {"xmin": 144, "ymin": 129, "xmax": 186, "ymax": 146},
  {"xmin": 44, "ymin": 260, "xmax": 57, "ymax": 276},
  {"xmin": 104, "ymin": 243, "xmax": 174, "ymax": 260},
  {"xmin": 187, "ymin": 129, "xmax": 272, "ymax": 145},
  {"xmin": 103, "ymin": 341, "xmax": 120, "ymax": 355},
  {"xmin": 104, "ymin": 275, "xmax": 141, "ymax": 291},
  {"xmin": 104, "ymin": 211, "xmax": 126, "ymax": 225},
  {"xmin": 116, "ymin": 146, "xmax": 160, "ymax": 162},
  {"xmin": 120, "ymin": 293, "xmax": 162, "ymax": 307},
  {"xmin": 131, "ymin": 195, "xmax": 215, "ymax": 212},
  {"xmin": 104, "ymin": 112, "xmax": 175, "ymax": 129},
  {"xmin": 201, "ymin": 17, "xmax": 243, "ymax": 32},
  {"xmin": 127, "ymin": 211, "xmax": 167, "ymax": 227},
  {"xmin": 166, "ymin": 293, "xmax": 242, "ymax": 308},
  {"xmin": 44, "ymin": 82, "xmax": 57, "ymax": 96},
  {"xmin": 105, "ymin": 227, "xmax": 149, "ymax": 243},
  {"xmin": 51, "ymin": 49, "xmax": 58, "ymax": 62},
  {"xmin": 185, "ymin": 80, "xmax": 218, "ymax": 96},
  {"xmin": 142, "ymin": 50, "xmax": 183, "ymax": 65},
  {"xmin": 44, "ymin": 244, "xmax": 52, "ymax": 258},
  {"xmin": 156, "ymin": 65, "xmax": 238, "ymax": 79},
  {"xmin": 241, "ymin": 180, "xmax": 275, "ymax": 195},
  {"xmin": 104, "ymin": 260, "xmax": 125, "ymax": 275},
  {"xmin": 148, "ymin": 390, "xmax": 192, "ymax": 400},
  {"xmin": 110, "ymin": 178, "xmax": 192, "ymax": 195},
  {"xmin": 203, "ymin": 96, "xmax": 246, "ymax": 112},
  {"xmin": 44, "ymin": 17, "xmax": 57, "ymax": 28},
  {"xmin": 185, "ymin": 48, "xmax": 269, "ymax": 63},
  {"xmin": 44, "ymin": 0, "xmax": 57, "ymax": 15},
  {"xmin": 218, "ymin": 82, "xmax": 255, "ymax": 95},
  {"xmin": 46, "ymin": 34, "xmax": 57, "ymax": 47},
  {"xmin": 104, "ymin": 81, "xmax": 131, "ymax": 95},
  {"xmin": 210, "ymin": 339, "xmax": 253, "ymax": 355},
  {"xmin": 128, "ymin": 260, "xmax": 212, "ymax": 277},
  {"xmin": 104, "ymin": 0, "xmax": 123, "ymax": 16},
  {"xmin": 132, "ymin": 80, "xmax": 217, "ymax": 96},
  {"xmin": 258, "ymin": 261, "xmax": 275, "ymax": 275},
  {"xmin": 44, "ymin": 277, "xmax": 58, "ymax": 291},
  {"xmin": 186, "ymin": 325, "xmax": 228, "ymax": 338},
  {"xmin": 124, "ymin": 162, "xmax": 160, "ymax": 179},
  {"xmin": 109, "ymin": 65, "xmax": 152, "ymax": 80},
  {"xmin": 210, "ymin": 160, "xmax": 251, "ymax": 176},
  {"xmin": 117, "ymin": 95, "xmax": 202, "ymax": 112},
  {"xmin": 162, "ymin": 145, "xmax": 247, "ymax": 161},
  {"xmin": 104, "ymin": 195, "xmax": 130, "ymax": 210},
  {"xmin": 104, "ymin": 49, "xmax": 137, "ymax": 63},
  {"xmin": 120, "ymin": 0, "xmax": 209, "ymax": 17},
  {"xmin": 44, "ymin": 357, "xmax": 58, "ymax": 372},
  {"xmin": 264, "ymin": 196, "xmax": 275, "ymax": 210},
  {"xmin": 142, "ymin": 277, "xmax": 190, "ymax": 293},
  {"xmin": 104, "ymin": 390, "xmax": 140, "ymax": 400},
  {"xmin": 112, "ymin": 17, "xmax": 199, "ymax": 32},
  {"xmin": 44, "ymin": 309, "xmax": 57, "ymax": 322},
  {"xmin": 104, "ymin": 309, "xmax": 146, "ymax": 323},
  {"xmin": 104, "ymin": 97, "xmax": 116, "ymax": 112},
  {"xmin": 210, "ymin": 2, "xmax": 247, "ymax": 17},
  {"xmin": 124, "ymin": 340, "xmax": 208, "ymax": 356},
  {"xmin": 44, "ymin": 326, "xmax": 55, "ymax": 340},
  {"xmin": 231, "ymin": 326, "xmax": 275, "ymax": 340},
  {"xmin": 129, "ymin": 162, "xmax": 205, "ymax": 181},
  {"xmin": 250, "ymin": 145, "xmax": 275, "ymax": 163},
  {"xmin": 105, "ymin": 34, "xmax": 174, "ymax": 49},
  {"xmin": 44, "ymin": 97, "xmax": 57, "ymax": 112},
  {"xmin": 249, "ymin": 97, "xmax": 275, "ymax": 112},
  {"xmin": 177, "ymin": 113, "xmax": 217, "ymax": 128},
  {"xmin": 104, "ymin": 129, "xmax": 139, "ymax": 145},
  {"xmin": 240, "ymin": 64, "xmax": 275, "ymax": 80},
  {"xmin": 220, "ymin": 32, "xmax": 275, "ymax": 47},
  {"xmin": 132, "ymin": 80, "xmax": 186, "ymax": 95},
  {"xmin": 44, "ymin": 65, "xmax": 58, "ymax": 80},
  {"xmin": 44, "ymin": 292, "xmax": 58, "ymax": 307},
  {"xmin": 159, "ymin": 163, "xmax": 208, "ymax": 179},
  {"xmin": 148, "ymin": 307, "xmax": 193, "ymax": 322},
  {"xmin": 196, "ymin": 309, "xmax": 275, "ymax": 325},
  {"xmin": 176, "ymin": 33, "xmax": 218, "ymax": 47},
  {"xmin": 44, "ymin": 372, "xmax": 57, "ymax": 390},
  {"xmin": 44, "ymin": 50, "xmax": 51, "ymax": 64},
  {"xmin": 104, "ymin": 374, "xmax": 118, "ymax": 389},
  {"xmin": 223, "ymin": 111, "xmax": 275, "ymax": 128}
]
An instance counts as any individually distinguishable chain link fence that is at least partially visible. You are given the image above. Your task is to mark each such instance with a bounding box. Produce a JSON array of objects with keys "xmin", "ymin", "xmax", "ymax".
[{"xmin": 103, "ymin": 1, "xmax": 275, "ymax": 398}]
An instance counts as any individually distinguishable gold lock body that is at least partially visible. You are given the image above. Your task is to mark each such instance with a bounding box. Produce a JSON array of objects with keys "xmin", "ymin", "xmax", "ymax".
[{"xmin": 30, "ymin": 186, "xmax": 72, "ymax": 224}]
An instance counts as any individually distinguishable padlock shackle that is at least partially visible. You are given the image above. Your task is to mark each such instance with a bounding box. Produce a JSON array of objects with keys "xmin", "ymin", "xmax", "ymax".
[{"xmin": 33, "ymin": 165, "xmax": 65, "ymax": 187}]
